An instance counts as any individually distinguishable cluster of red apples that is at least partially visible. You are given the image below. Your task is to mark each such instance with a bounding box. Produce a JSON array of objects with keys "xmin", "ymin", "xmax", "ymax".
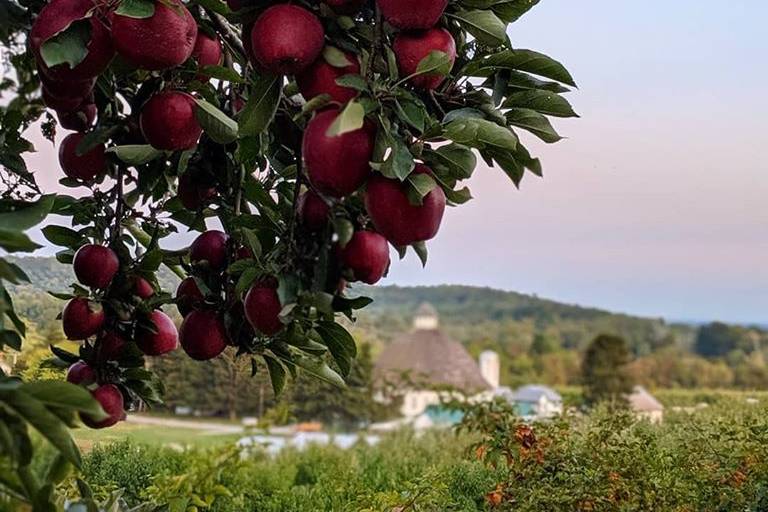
[
  {"xmin": 35, "ymin": 0, "xmax": 461, "ymax": 429},
  {"xmin": 63, "ymin": 244, "xmax": 176, "ymax": 428}
]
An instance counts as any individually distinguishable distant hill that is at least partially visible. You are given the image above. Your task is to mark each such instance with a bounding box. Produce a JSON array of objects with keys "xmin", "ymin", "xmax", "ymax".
[{"xmin": 8, "ymin": 256, "xmax": 695, "ymax": 357}]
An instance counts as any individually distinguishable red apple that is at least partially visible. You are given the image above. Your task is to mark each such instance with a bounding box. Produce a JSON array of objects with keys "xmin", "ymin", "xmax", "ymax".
[
  {"xmin": 135, "ymin": 310, "xmax": 178, "ymax": 356},
  {"xmin": 30, "ymin": 0, "xmax": 114, "ymax": 81},
  {"xmin": 179, "ymin": 309, "xmax": 228, "ymax": 360},
  {"xmin": 42, "ymin": 87, "xmax": 91, "ymax": 112},
  {"xmin": 364, "ymin": 164, "xmax": 446, "ymax": 246},
  {"xmin": 377, "ymin": 0, "xmax": 447, "ymax": 29},
  {"xmin": 189, "ymin": 230, "xmax": 229, "ymax": 271},
  {"xmin": 297, "ymin": 190, "xmax": 330, "ymax": 231},
  {"xmin": 62, "ymin": 298, "xmax": 105, "ymax": 340},
  {"xmin": 66, "ymin": 361, "xmax": 96, "ymax": 385},
  {"xmin": 40, "ymin": 75, "xmax": 94, "ymax": 101},
  {"xmin": 177, "ymin": 171, "xmax": 216, "ymax": 210},
  {"xmin": 190, "ymin": 31, "xmax": 222, "ymax": 79},
  {"xmin": 111, "ymin": 0, "xmax": 197, "ymax": 70},
  {"xmin": 140, "ymin": 91, "xmax": 202, "ymax": 151},
  {"xmin": 302, "ymin": 108, "xmax": 374, "ymax": 197},
  {"xmin": 81, "ymin": 384, "xmax": 126, "ymax": 429},
  {"xmin": 133, "ymin": 276, "xmax": 155, "ymax": 299},
  {"xmin": 250, "ymin": 4, "xmax": 324, "ymax": 75},
  {"xmin": 73, "ymin": 244, "xmax": 119, "ymax": 289},
  {"xmin": 244, "ymin": 280, "xmax": 283, "ymax": 336},
  {"xmin": 57, "ymin": 101, "xmax": 97, "ymax": 131},
  {"xmin": 339, "ymin": 231, "xmax": 390, "ymax": 284},
  {"xmin": 176, "ymin": 277, "xmax": 205, "ymax": 316},
  {"xmin": 58, "ymin": 132, "xmax": 106, "ymax": 182},
  {"xmin": 96, "ymin": 330, "xmax": 126, "ymax": 361},
  {"xmin": 296, "ymin": 49, "xmax": 360, "ymax": 104},
  {"xmin": 393, "ymin": 28, "xmax": 456, "ymax": 90}
]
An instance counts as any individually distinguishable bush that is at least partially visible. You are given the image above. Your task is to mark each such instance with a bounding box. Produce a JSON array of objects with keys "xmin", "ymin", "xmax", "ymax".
[{"xmin": 76, "ymin": 401, "xmax": 768, "ymax": 511}]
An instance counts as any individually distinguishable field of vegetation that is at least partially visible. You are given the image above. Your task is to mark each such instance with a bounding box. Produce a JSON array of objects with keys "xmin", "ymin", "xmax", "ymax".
[{"xmin": 41, "ymin": 399, "xmax": 768, "ymax": 512}]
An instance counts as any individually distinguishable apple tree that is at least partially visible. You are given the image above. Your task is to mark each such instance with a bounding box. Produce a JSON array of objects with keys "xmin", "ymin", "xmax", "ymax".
[{"xmin": 0, "ymin": 0, "xmax": 575, "ymax": 505}]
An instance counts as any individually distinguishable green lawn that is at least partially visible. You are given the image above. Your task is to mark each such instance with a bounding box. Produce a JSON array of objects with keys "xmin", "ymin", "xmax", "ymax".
[{"xmin": 71, "ymin": 421, "xmax": 242, "ymax": 451}]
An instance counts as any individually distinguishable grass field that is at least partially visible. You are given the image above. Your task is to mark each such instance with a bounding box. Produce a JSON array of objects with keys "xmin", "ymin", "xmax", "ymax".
[{"xmin": 71, "ymin": 420, "xmax": 242, "ymax": 451}]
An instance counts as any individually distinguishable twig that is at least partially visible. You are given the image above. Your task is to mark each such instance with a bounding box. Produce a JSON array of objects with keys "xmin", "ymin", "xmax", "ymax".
[
  {"xmin": 208, "ymin": 11, "xmax": 246, "ymax": 60},
  {"xmin": 367, "ymin": 6, "xmax": 383, "ymax": 81}
]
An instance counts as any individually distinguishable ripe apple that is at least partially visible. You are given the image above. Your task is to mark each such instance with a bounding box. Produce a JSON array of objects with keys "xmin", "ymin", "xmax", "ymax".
[
  {"xmin": 40, "ymin": 75, "xmax": 94, "ymax": 101},
  {"xmin": 96, "ymin": 330, "xmax": 126, "ymax": 361},
  {"xmin": 58, "ymin": 132, "xmax": 106, "ymax": 182},
  {"xmin": 244, "ymin": 280, "xmax": 283, "ymax": 336},
  {"xmin": 302, "ymin": 109, "xmax": 374, "ymax": 197},
  {"xmin": 377, "ymin": 0, "xmax": 447, "ymax": 29},
  {"xmin": 179, "ymin": 309, "xmax": 228, "ymax": 360},
  {"xmin": 189, "ymin": 230, "xmax": 229, "ymax": 271},
  {"xmin": 30, "ymin": 0, "xmax": 114, "ymax": 81},
  {"xmin": 177, "ymin": 171, "xmax": 216, "ymax": 210},
  {"xmin": 393, "ymin": 27, "xmax": 456, "ymax": 90},
  {"xmin": 133, "ymin": 276, "xmax": 155, "ymax": 299},
  {"xmin": 176, "ymin": 277, "xmax": 205, "ymax": 316},
  {"xmin": 66, "ymin": 361, "xmax": 96, "ymax": 385},
  {"xmin": 80, "ymin": 384, "xmax": 126, "ymax": 429},
  {"xmin": 296, "ymin": 50, "xmax": 361, "ymax": 104},
  {"xmin": 111, "ymin": 0, "xmax": 197, "ymax": 70},
  {"xmin": 190, "ymin": 31, "xmax": 222, "ymax": 79},
  {"xmin": 297, "ymin": 190, "xmax": 330, "ymax": 231},
  {"xmin": 135, "ymin": 310, "xmax": 178, "ymax": 356},
  {"xmin": 339, "ymin": 230, "xmax": 390, "ymax": 284},
  {"xmin": 250, "ymin": 4, "xmax": 324, "ymax": 75},
  {"xmin": 73, "ymin": 244, "xmax": 119, "ymax": 289},
  {"xmin": 57, "ymin": 101, "xmax": 97, "ymax": 131},
  {"xmin": 364, "ymin": 164, "xmax": 446, "ymax": 246},
  {"xmin": 62, "ymin": 298, "xmax": 105, "ymax": 340},
  {"xmin": 140, "ymin": 91, "xmax": 202, "ymax": 151}
]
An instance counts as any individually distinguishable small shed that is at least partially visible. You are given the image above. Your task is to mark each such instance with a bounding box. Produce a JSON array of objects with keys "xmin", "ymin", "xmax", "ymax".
[{"xmin": 628, "ymin": 385, "xmax": 664, "ymax": 423}]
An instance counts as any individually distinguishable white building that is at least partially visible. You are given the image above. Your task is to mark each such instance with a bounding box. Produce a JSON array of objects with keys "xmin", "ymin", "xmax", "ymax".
[{"xmin": 497, "ymin": 385, "xmax": 563, "ymax": 420}]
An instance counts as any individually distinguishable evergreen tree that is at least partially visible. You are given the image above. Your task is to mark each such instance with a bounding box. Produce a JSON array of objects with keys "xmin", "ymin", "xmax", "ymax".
[{"xmin": 582, "ymin": 334, "xmax": 634, "ymax": 406}]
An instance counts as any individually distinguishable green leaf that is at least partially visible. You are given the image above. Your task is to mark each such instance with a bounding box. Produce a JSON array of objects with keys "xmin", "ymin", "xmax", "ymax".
[
  {"xmin": 235, "ymin": 268, "xmax": 259, "ymax": 296},
  {"xmin": 452, "ymin": 10, "xmax": 508, "ymax": 47},
  {"xmin": 192, "ymin": 0, "xmax": 231, "ymax": 15},
  {"xmin": 331, "ymin": 295, "xmax": 373, "ymax": 312},
  {"xmin": 199, "ymin": 65, "xmax": 245, "ymax": 83},
  {"xmin": 429, "ymin": 143, "xmax": 477, "ymax": 179},
  {"xmin": 0, "ymin": 194, "xmax": 55, "ymax": 231},
  {"xmin": 0, "ymin": 229, "xmax": 41, "ymax": 252},
  {"xmin": 238, "ymin": 75, "xmax": 281, "ymax": 137},
  {"xmin": 466, "ymin": 49, "xmax": 576, "ymax": 87},
  {"xmin": 195, "ymin": 99, "xmax": 238, "ymax": 144},
  {"xmin": 114, "ymin": 0, "xmax": 155, "ymax": 18},
  {"xmin": 407, "ymin": 172, "xmax": 438, "ymax": 203},
  {"xmin": 0, "ymin": 259, "xmax": 30, "ymax": 284},
  {"xmin": 106, "ymin": 145, "xmax": 164, "ymax": 166},
  {"xmin": 506, "ymin": 108, "xmax": 562, "ymax": 142},
  {"xmin": 378, "ymin": 138, "xmax": 415, "ymax": 181},
  {"xmin": 20, "ymin": 381, "xmax": 106, "ymax": 418},
  {"xmin": 263, "ymin": 354, "xmax": 286, "ymax": 396},
  {"xmin": 138, "ymin": 249, "xmax": 163, "ymax": 272},
  {"xmin": 502, "ymin": 70, "xmax": 571, "ymax": 93},
  {"xmin": 41, "ymin": 225, "xmax": 82, "ymax": 248},
  {"xmin": 1, "ymin": 389, "xmax": 82, "ymax": 468},
  {"xmin": 325, "ymin": 100, "xmax": 365, "ymax": 137},
  {"xmin": 414, "ymin": 50, "xmax": 453, "ymax": 77},
  {"xmin": 444, "ymin": 117, "xmax": 518, "ymax": 151},
  {"xmin": 412, "ymin": 241, "xmax": 428, "ymax": 267},
  {"xmin": 39, "ymin": 18, "xmax": 91, "ymax": 69},
  {"xmin": 491, "ymin": 0, "xmax": 540, "ymax": 23},
  {"xmin": 502, "ymin": 89, "xmax": 578, "ymax": 117},
  {"xmin": 0, "ymin": 330, "xmax": 23, "ymax": 350},
  {"xmin": 323, "ymin": 46, "xmax": 352, "ymax": 67},
  {"xmin": 315, "ymin": 321, "xmax": 357, "ymax": 377},
  {"xmin": 288, "ymin": 352, "xmax": 345, "ymax": 388},
  {"xmin": 395, "ymin": 99, "xmax": 426, "ymax": 133},
  {"xmin": 334, "ymin": 74, "xmax": 368, "ymax": 92}
]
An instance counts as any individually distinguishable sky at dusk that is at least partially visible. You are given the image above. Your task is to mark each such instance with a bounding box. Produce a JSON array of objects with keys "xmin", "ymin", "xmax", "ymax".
[{"xmin": 19, "ymin": 0, "xmax": 768, "ymax": 324}]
